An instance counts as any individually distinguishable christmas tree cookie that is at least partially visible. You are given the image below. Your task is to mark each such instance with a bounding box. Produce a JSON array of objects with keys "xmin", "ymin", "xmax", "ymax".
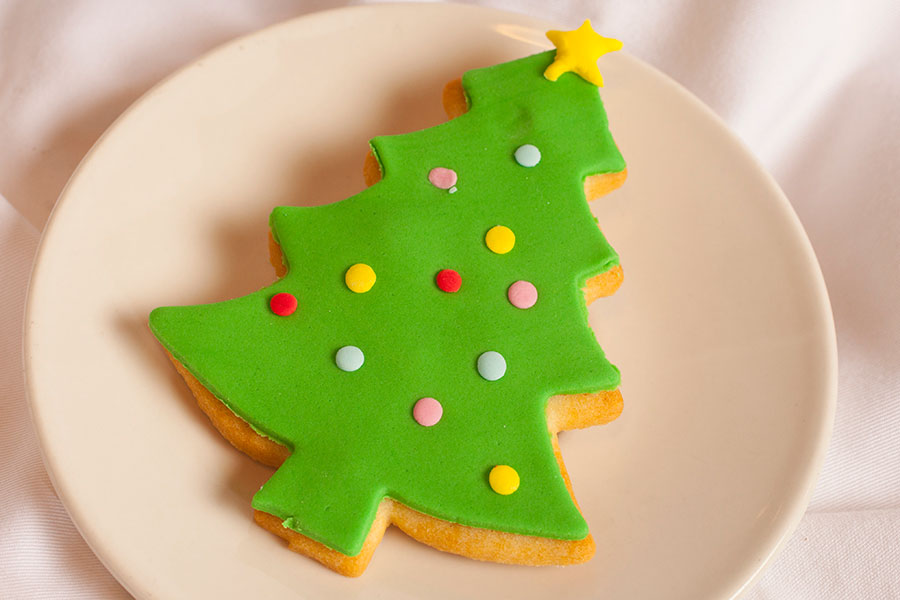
[{"xmin": 150, "ymin": 21, "xmax": 627, "ymax": 576}]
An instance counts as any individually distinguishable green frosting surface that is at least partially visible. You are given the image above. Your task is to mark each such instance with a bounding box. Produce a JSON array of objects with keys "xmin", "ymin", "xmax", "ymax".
[{"xmin": 149, "ymin": 50, "xmax": 625, "ymax": 556}]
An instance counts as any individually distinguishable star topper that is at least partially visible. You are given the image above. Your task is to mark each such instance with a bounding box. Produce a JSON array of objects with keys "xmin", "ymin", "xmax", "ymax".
[{"xmin": 544, "ymin": 20, "xmax": 623, "ymax": 87}]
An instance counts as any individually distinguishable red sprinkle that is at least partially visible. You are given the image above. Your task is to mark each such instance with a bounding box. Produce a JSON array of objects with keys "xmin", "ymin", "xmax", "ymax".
[
  {"xmin": 436, "ymin": 269, "xmax": 462, "ymax": 293},
  {"xmin": 270, "ymin": 292, "xmax": 298, "ymax": 316}
]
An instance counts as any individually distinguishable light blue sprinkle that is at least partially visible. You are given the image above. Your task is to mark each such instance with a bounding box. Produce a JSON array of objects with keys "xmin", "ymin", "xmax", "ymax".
[
  {"xmin": 477, "ymin": 351, "xmax": 507, "ymax": 381},
  {"xmin": 336, "ymin": 345, "xmax": 364, "ymax": 372},
  {"xmin": 514, "ymin": 144, "xmax": 541, "ymax": 167}
]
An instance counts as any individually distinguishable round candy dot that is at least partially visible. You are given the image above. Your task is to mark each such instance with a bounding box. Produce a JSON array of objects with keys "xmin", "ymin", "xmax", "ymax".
[
  {"xmin": 428, "ymin": 167, "xmax": 458, "ymax": 190},
  {"xmin": 489, "ymin": 465, "xmax": 520, "ymax": 495},
  {"xmin": 413, "ymin": 397, "xmax": 443, "ymax": 427},
  {"xmin": 485, "ymin": 225, "xmax": 515, "ymax": 254},
  {"xmin": 436, "ymin": 269, "xmax": 462, "ymax": 293},
  {"xmin": 335, "ymin": 345, "xmax": 364, "ymax": 372},
  {"xmin": 514, "ymin": 144, "xmax": 541, "ymax": 167},
  {"xmin": 269, "ymin": 292, "xmax": 298, "ymax": 316},
  {"xmin": 345, "ymin": 263, "xmax": 376, "ymax": 293},
  {"xmin": 507, "ymin": 280, "xmax": 538, "ymax": 309},
  {"xmin": 477, "ymin": 351, "xmax": 507, "ymax": 381}
]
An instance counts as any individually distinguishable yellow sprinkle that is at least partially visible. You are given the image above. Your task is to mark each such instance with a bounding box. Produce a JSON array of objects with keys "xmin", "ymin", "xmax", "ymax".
[
  {"xmin": 345, "ymin": 263, "xmax": 376, "ymax": 293},
  {"xmin": 485, "ymin": 225, "xmax": 515, "ymax": 254},
  {"xmin": 489, "ymin": 465, "xmax": 520, "ymax": 495}
]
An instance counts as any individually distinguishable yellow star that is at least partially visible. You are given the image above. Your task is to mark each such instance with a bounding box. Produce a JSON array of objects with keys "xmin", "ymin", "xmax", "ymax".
[{"xmin": 544, "ymin": 20, "xmax": 622, "ymax": 87}]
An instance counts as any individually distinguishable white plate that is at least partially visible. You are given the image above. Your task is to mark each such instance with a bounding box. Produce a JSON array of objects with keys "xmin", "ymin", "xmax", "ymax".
[{"xmin": 25, "ymin": 4, "xmax": 836, "ymax": 599}]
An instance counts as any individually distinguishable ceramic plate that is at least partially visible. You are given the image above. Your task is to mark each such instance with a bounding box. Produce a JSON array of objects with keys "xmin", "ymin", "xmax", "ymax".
[{"xmin": 25, "ymin": 4, "xmax": 836, "ymax": 599}]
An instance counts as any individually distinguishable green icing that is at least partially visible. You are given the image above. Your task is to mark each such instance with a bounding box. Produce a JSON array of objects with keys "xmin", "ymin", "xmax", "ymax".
[{"xmin": 149, "ymin": 50, "xmax": 625, "ymax": 557}]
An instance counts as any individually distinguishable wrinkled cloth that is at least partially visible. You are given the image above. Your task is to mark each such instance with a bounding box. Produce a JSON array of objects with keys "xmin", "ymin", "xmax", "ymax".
[{"xmin": 1, "ymin": 0, "xmax": 898, "ymax": 597}]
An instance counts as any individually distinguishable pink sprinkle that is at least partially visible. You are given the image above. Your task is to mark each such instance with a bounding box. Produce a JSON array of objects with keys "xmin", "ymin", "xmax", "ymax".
[
  {"xmin": 428, "ymin": 167, "xmax": 458, "ymax": 190},
  {"xmin": 508, "ymin": 280, "xmax": 538, "ymax": 309},
  {"xmin": 413, "ymin": 397, "xmax": 443, "ymax": 427}
]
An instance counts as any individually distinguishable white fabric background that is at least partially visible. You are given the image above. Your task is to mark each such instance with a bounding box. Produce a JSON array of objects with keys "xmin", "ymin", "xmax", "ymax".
[{"xmin": 1, "ymin": 0, "xmax": 898, "ymax": 597}]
